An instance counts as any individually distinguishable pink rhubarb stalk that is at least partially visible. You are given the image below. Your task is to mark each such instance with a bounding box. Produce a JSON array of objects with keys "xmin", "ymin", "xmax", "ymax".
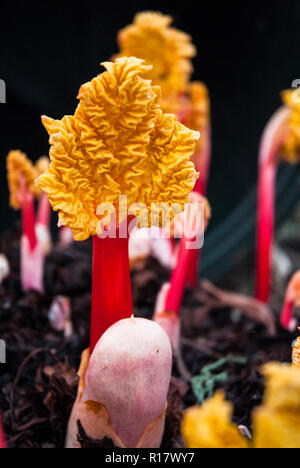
[
  {"xmin": 154, "ymin": 236, "xmax": 191, "ymax": 352},
  {"xmin": 19, "ymin": 177, "xmax": 44, "ymax": 293},
  {"xmin": 186, "ymin": 124, "xmax": 211, "ymax": 287},
  {"xmin": 280, "ymin": 271, "xmax": 300, "ymax": 331},
  {"xmin": 255, "ymin": 107, "xmax": 290, "ymax": 303},
  {"xmin": 90, "ymin": 230, "xmax": 133, "ymax": 353},
  {"xmin": 0, "ymin": 415, "xmax": 6, "ymax": 449},
  {"xmin": 37, "ymin": 192, "xmax": 51, "ymax": 229},
  {"xmin": 20, "ymin": 178, "xmax": 37, "ymax": 252},
  {"xmin": 165, "ymin": 236, "xmax": 191, "ymax": 316},
  {"xmin": 159, "ymin": 192, "xmax": 209, "ymax": 338}
]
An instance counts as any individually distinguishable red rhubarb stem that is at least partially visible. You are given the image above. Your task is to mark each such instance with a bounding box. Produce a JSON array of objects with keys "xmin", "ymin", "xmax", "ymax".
[
  {"xmin": 21, "ymin": 190, "xmax": 37, "ymax": 252},
  {"xmin": 255, "ymin": 107, "xmax": 290, "ymax": 303},
  {"xmin": 90, "ymin": 233, "xmax": 133, "ymax": 353},
  {"xmin": 186, "ymin": 124, "xmax": 211, "ymax": 287},
  {"xmin": 0, "ymin": 415, "xmax": 6, "ymax": 449},
  {"xmin": 165, "ymin": 236, "xmax": 191, "ymax": 315}
]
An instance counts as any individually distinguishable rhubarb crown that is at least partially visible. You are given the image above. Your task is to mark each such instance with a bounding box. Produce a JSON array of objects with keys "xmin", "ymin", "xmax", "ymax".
[
  {"xmin": 281, "ymin": 90, "xmax": 300, "ymax": 163},
  {"xmin": 7, "ymin": 150, "xmax": 39, "ymax": 209},
  {"xmin": 37, "ymin": 57, "xmax": 199, "ymax": 241},
  {"xmin": 117, "ymin": 12, "xmax": 196, "ymax": 98}
]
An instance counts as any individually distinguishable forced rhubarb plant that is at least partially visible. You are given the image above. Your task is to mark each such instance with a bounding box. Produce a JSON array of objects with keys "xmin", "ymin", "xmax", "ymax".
[
  {"xmin": 37, "ymin": 56, "xmax": 199, "ymax": 448},
  {"xmin": 6, "ymin": 150, "xmax": 44, "ymax": 292},
  {"xmin": 280, "ymin": 271, "xmax": 300, "ymax": 330},
  {"xmin": 255, "ymin": 89, "xmax": 300, "ymax": 303},
  {"xmin": 117, "ymin": 12, "xmax": 211, "ymax": 283},
  {"xmin": 182, "ymin": 363, "xmax": 300, "ymax": 449}
]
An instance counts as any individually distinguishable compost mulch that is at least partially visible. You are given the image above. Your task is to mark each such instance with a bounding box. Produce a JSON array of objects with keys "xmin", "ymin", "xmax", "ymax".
[{"xmin": 0, "ymin": 225, "xmax": 296, "ymax": 448}]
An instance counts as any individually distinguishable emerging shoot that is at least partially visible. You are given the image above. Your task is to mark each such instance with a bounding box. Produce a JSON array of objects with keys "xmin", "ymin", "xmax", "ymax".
[
  {"xmin": 66, "ymin": 318, "xmax": 172, "ymax": 448},
  {"xmin": 37, "ymin": 56, "xmax": 199, "ymax": 447}
]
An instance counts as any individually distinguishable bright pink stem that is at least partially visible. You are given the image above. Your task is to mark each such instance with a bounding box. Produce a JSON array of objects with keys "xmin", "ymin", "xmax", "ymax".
[
  {"xmin": 37, "ymin": 192, "xmax": 51, "ymax": 228},
  {"xmin": 90, "ymin": 233, "xmax": 133, "ymax": 353},
  {"xmin": 21, "ymin": 191, "xmax": 37, "ymax": 252},
  {"xmin": 186, "ymin": 124, "xmax": 211, "ymax": 287},
  {"xmin": 255, "ymin": 107, "xmax": 290, "ymax": 303},
  {"xmin": 186, "ymin": 249, "xmax": 201, "ymax": 288},
  {"xmin": 165, "ymin": 236, "xmax": 191, "ymax": 315},
  {"xmin": 0, "ymin": 415, "xmax": 6, "ymax": 449},
  {"xmin": 280, "ymin": 298, "xmax": 294, "ymax": 330}
]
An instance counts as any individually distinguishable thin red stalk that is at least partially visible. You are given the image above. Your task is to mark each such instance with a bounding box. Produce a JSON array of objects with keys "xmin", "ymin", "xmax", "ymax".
[
  {"xmin": 186, "ymin": 249, "xmax": 201, "ymax": 288},
  {"xmin": 165, "ymin": 236, "xmax": 191, "ymax": 315},
  {"xmin": 186, "ymin": 124, "xmax": 211, "ymax": 287},
  {"xmin": 255, "ymin": 107, "xmax": 290, "ymax": 303},
  {"xmin": 37, "ymin": 192, "xmax": 51, "ymax": 228},
  {"xmin": 0, "ymin": 415, "xmax": 6, "ymax": 449},
  {"xmin": 90, "ymin": 232, "xmax": 133, "ymax": 353},
  {"xmin": 21, "ymin": 190, "xmax": 37, "ymax": 252}
]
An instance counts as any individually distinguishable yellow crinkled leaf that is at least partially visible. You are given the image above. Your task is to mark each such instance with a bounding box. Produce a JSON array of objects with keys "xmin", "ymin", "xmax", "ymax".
[
  {"xmin": 281, "ymin": 89, "xmax": 300, "ymax": 163},
  {"xmin": 37, "ymin": 57, "xmax": 199, "ymax": 241},
  {"xmin": 252, "ymin": 363, "xmax": 300, "ymax": 448},
  {"xmin": 7, "ymin": 150, "xmax": 39, "ymax": 209},
  {"xmin": 117, "ymin": 12, "xmax": 196, "ymax": 100},
  {"xmin": 292, "ymin": 330, "xmax": 300, "ymax": 369},
  {"xmin": 116, "ymin": 12, "xmax": 210, "ymax": 160},
  {"xmin": 182, "ymin": 391, "xmax": 249, "ymax": 449},
  {"xmin": 35, "ymin": 156, "xmax": 50, "ymax": 198}
]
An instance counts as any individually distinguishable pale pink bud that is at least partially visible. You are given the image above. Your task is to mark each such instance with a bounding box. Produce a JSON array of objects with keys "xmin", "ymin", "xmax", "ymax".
[{"xmin": 66, "ymin": 317, "xmax": 172, "ymax": 448}]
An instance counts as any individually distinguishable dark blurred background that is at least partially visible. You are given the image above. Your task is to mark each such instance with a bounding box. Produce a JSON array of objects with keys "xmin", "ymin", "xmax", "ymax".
[{"xmin": 0, "ymin": 0, "xmax": 299, "ymax": 232}]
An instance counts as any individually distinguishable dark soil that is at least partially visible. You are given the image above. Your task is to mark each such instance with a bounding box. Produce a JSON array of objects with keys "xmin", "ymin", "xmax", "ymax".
[{"xmin": 0, "ymin": 224, "xmax": 296, "ymax": 448}]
